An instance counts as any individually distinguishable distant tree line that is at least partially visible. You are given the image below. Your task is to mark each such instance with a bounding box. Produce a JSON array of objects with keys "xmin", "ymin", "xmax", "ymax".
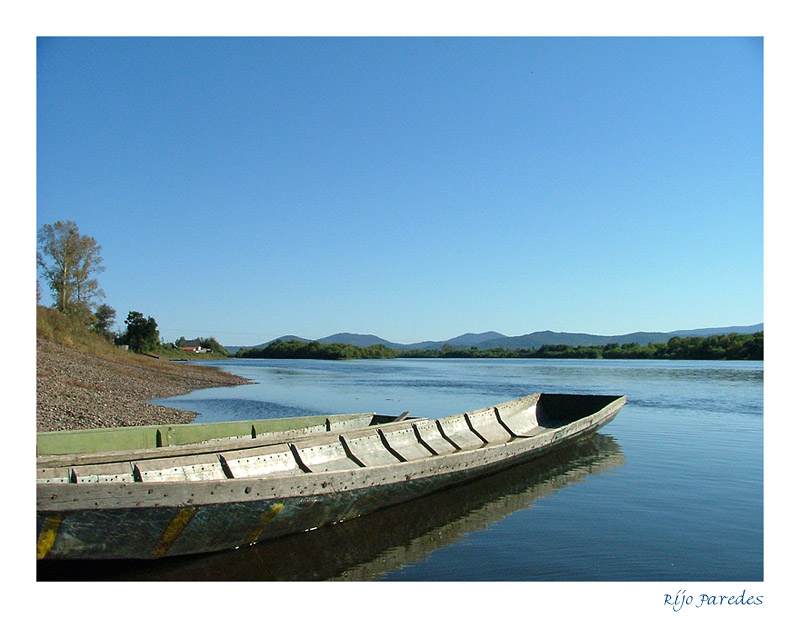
[
  {"xmin": 400, "ymin": 332, "xmax": 763, "ymax": 360},
  {"xmin": 236, "ymin": 340, "xmax": 399, "ymax": 360},
  {"xmin": 236, "ymin": 332, "xmax": 763, "ymax": 361}
]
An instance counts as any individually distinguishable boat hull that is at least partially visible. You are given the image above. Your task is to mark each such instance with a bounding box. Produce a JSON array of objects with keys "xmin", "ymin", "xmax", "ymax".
[{"xmin": 37, "ymin": 393, "xmax": 625, "ymax": 560}]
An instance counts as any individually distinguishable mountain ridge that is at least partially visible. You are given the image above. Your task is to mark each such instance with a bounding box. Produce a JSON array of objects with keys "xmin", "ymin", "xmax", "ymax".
[{"xmin": 226, "ymin": 323, "xmax": 763, "ymax": 354}]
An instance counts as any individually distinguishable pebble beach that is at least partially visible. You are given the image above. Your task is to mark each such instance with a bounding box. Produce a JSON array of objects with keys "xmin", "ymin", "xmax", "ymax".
[{"xmin": 36, "ymin": 339, "xmax": 250, "ymax": 432}]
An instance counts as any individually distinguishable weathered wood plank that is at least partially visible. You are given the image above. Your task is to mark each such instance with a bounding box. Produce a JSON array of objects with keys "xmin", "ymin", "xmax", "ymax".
[
  {"xmin": 436, "ymin": 416, "xmax": 486, "ymax": 450},
  {"xmin": 219, "ymin": 444, "xmax": 304, "ymax": 479},
  {"xmin": 412, "ymin": 420, "xmax": 458, "ymax": 455},
  {"xmin": 378, "ymin": 426, "xmax": 435, "ymax": 461},
  {"xmin": 341, "ymin": 431, "xmax": 404, "ymax": 467},
  {"xmin": 291, "ymin": 436, "xmax": 363, "ymax": 472},
  {"xmin": 465, "ymin": 408, "xmax": 513, "ymax": 444},
  {"xmin": 134, "ymin": 454, "xmax": 228, "ymax": 482}
]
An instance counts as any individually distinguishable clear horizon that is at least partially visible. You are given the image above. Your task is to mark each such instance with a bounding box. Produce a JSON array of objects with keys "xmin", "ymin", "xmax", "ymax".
[{"xmin": 36, "ymin": 37, "xmax": 763, "ymax": 346}]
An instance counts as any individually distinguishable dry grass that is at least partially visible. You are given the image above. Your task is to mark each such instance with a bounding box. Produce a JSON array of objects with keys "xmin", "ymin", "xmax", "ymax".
[
  {"xmin": 36, "ymin": 305, "xmax": 249, "ymax": 388},
  {"xmin": 37, "ymin": 306, "xmax": 126, "ymax": 360}
]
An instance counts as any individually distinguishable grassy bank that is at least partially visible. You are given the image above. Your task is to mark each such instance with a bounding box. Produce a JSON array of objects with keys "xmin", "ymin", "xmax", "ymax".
[
  {"xmin": 37, "ymin": 305, "xmax": 127, "ymax": 360},
  {"xmin": 36, "ymin": 306, "xmax": 231, "ymax": 361},
  {"xmin": 36, "ymin": 306, "xmax": 250, "ymax": 432}
]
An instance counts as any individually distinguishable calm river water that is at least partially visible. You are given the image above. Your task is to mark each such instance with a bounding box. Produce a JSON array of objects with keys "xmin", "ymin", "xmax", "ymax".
[{"xmin": 42, "ymin": 358, "xmax": 763, "ymax": 582}]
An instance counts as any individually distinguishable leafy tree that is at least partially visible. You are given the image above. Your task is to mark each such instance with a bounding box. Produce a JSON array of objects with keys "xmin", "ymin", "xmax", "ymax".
[
  {"xmin": 118, "ymin": 311, "xmax": 160, "ymax": 353},
  {"xmin": 37, "ymin": 221, "xmax": 105, "ymax": 323},
  {"xmin": 92, "ymin": 304, "xmax": 117, "ymax": 340}
]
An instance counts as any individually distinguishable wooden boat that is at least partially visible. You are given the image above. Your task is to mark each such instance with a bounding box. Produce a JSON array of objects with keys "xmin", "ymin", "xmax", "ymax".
[
  {"xmin": 36, "ymin": 393, "xmax": 625, "ymax": 560},
  {"xmin": 38, "ymin": 434, "xmax": 624, "ymax": 581}
]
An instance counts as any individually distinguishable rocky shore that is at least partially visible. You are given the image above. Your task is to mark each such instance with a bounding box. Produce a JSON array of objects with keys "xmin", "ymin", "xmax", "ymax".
[{"xmin": 36, "ymin": 339, "xmax": 251, "ymax": 432}]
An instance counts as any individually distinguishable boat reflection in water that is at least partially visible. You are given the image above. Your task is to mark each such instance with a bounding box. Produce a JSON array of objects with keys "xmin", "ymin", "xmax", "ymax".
[{"xmin": 39, "ymin": 432, "xmax": 623, "ymax": 581}]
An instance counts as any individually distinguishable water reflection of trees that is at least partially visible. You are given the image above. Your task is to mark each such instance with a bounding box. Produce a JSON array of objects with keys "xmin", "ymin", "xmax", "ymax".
[{"xmin": 39, "ymin": 434, "xmax": 623, "ymax": 581}]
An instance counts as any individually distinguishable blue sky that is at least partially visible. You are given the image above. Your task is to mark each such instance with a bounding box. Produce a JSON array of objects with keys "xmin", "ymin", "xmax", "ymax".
[{"xmin": 36, "ymin": 36, "xmax": 763, "ymax": 346}]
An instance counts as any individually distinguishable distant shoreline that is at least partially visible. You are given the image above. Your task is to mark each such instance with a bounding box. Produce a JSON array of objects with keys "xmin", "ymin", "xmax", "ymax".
[{"xmin": 233, "ymin": 331, "xmax": 764, "ymax": 362}]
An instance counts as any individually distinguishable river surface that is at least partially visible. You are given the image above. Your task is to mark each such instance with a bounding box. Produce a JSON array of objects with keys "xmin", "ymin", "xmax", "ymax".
[{"xmin": 42, "ymin": 358, "xmax": 763, "ymax": 582}]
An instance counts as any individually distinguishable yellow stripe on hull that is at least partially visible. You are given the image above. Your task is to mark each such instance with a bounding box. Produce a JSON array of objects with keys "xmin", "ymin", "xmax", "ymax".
[
  {"xmin": 37, "ymin": 513, "xmax": 64, "ymax": 560},
  {"xmin": 151, "ymin": 507, "xmax": 198, "ymax": 558},
  {"xmin": 242, "ymin": 503, "xmax": 284, "ymax": 546}
]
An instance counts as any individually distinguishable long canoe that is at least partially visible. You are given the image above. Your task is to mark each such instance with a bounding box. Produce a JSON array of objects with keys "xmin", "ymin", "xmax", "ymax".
[{"xmin": 36, "ymin": 393, "xmax": 625, "ymax": 560}]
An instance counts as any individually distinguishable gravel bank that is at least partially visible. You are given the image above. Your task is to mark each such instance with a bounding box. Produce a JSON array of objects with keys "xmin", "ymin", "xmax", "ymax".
[{"xmin": 36, "ymin": 339, "xmax": 251, "ymax": 432}]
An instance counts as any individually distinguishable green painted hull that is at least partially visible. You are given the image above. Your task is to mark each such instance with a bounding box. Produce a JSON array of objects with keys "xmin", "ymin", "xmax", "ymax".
[{"xmin": 37, "ymin": 412, "xmax": 383, "ymax": 457}]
